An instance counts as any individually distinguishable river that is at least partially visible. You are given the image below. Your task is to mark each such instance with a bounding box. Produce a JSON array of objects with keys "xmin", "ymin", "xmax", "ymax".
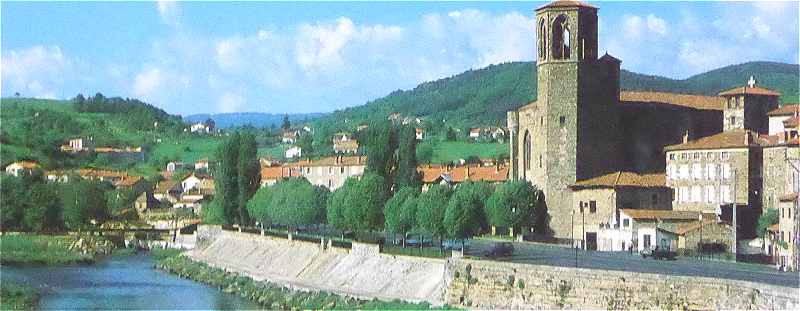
[{"xmin": 1, "ymin": 253, "xmax": 259, "ymax": 310}]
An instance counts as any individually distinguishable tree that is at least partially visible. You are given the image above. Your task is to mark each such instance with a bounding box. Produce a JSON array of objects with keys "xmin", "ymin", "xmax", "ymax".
[
  {"xmin": 296, "ymin": 132, "xmax": 314, "ymax": 156},
  {"xmin": 343, "ymin": 173, "xmax": 388, "ymax": 233},
  {"xmin": 444, "ymin": 181, "xmax": 492, "ymax": 241},
  {"xmin": 416, "ymin": 143, "xmax": 434, "ymax": 164},
  {"xmin": 445, "ymin": 127, "xmax": 457, "ymax": 141},
  {"xmin": 281, "ymin": 114, "xmax": 291, "ymax": 130},
  {"xmin": 415, "ymin": 184, "xmax": 452, "ymax": 243},
  {"xmin": 327, "ymin": 178, "xmax": 356, "ymax": 236},
  {"xmin": 24, "ymin": 183, "xmax": 63, "ymax": 232},
  {"xmin": 61, "ymin": 179, "xmax": 110, "ymax": 230},
  {"xmin": 0, "ymin": 175, "xmax": 27, "ymax": 230},
  {"xmin": 262, "ymin": 178, "xmax": 328, "ymax": 228},
  {"xmin": 757, "ymin": 208, "xmax": 779, "ymax": 238},
  {"xmin": 485, "ymin": 180, "xmax": 538, "ymax": 235},
  {"xmin": 364, "ymin": 120, "xmax": 396, "ymax": 180},
  {"xmin": 246, "ymin": 185, "xmax": 273, "ymax": 227},
  {"xmin": 210, "ymin": 133, "xmax": 241, "ymax": 224},
  {"xmin": 395, "ymin": 125, "xmax": 420, "ymax": 190},
  {"xmin": 384, "ymin": 187, "xmax": 419, "ymax": 246},
  {"xmin": 237, "ymin": 132, "xmax": 260, "ymax": 225}
]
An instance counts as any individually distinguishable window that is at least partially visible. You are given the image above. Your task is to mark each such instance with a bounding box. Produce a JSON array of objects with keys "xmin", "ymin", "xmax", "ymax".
[
  {"xmin": 340, "ymin": 166, "xmax": 345, "ymax": 174},
  {"xmin": 706, "ymin": 186, "xmax": 716, "ymax": 203},
  {"xmin": 693, "ymin": 152, "xmax": 700, "ymax": 160},
  {"xmin": 706, "ymin": 152, "xmax": 714, "ymax": 160},
  {"xmin": 722, "ymin": 163, "xmax": 731, "ymax": 179},
  {"xmin": 651, "ymin": 194, "xmax": 658, "ymax": 206},
  {"xmin": 680, "ymin": 187, "xmax": 689, "ymax": 202},
  {"xmin": 691, "ymin": 186, "xmax": 702, "ymax": 202},
  {"xmin": 707, "ymin": 163, "xmax": 716, "ymax": 180},
  {"xmin": 721, "ymin": 152, "xmax": 730, "ymax": 160},
  {"xmin": 681, "ymin": 153, "xmax": 688, "ymax": 160},
  {"xmin": 523, "ymin": 131, "xmax": 531, "ymax": 178},
  {"xmin": 692, "ymin": 163, "xmax": 702, "ymax": 179},
  {"xmin": 622, "ymin": 219, "xmax": 630, "ymax": 228},
  {"xmin": 727, "ymin": 98, "xmax": 733, "ymax": 109},
  {"xmin": 679, "ymin": 165, "xmax": 689, "ymax": 180},
  {"xmin": 538, "ymin": 19, "xmax": 547, "ymax": 60},
  {"xmin": 552, "ymin": 15, "xmax": 570, "ymax": 59},
  {"xmin": 578, "ymin": 201, "xmax": 584, "ymax": 214},
  {"xmin": 589, "ymin": 201, "xmax": 597, "ymax": 213},
  {"xmin": 643, "ymin": 234, "xmax": 651, "ymax": 248},
  {"xmin": 559, "ymin": 116, "xmax": 566, "ymax": 126},
  {"xmin": 729, "ymin": 116, "xmax": 736, "ymax": 125},
  {"xmin": 539, "ymin": 155, "xmax": 543, "ymax": 168},
  {"xmin": 540, "ymin": 116, "xmax": 543, "ymax": 126},
  {"xmin": 721, "ymin": 185, "xmax": 731, "ymax": 203},
  {"xmin": 669, "ymin": 153, "xmax": 675, "ymax": 160}
]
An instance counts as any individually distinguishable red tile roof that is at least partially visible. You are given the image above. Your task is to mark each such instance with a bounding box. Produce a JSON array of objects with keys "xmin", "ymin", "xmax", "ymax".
[
  {"xmin": 115, "ymin": 176, "xmax": 144, "ymax": 187},
  {"xmin": 284, "ymin": 156, "xmax": 366, "ymax": 167},
  {"xmin": 675, "ymin": 219, "xmax": 730, "ymax": 235},
  {"xmin": 620, "ymin": 209, "xmax": 701, "ymax": 221},
  {"xmin": 779, "ymin": 192, "xmax": 798, "ymax": 202},
  {"xmin": 664, "ymin": 130, "xmax": 769, "ymax": 151},
  {"xmin": 620, "ymin": 91, "xmax": 724, "ymax": 111},
  {"xmin": 783, "ymin": 116, "xmax": 798, "ymax": 128},
  {"xmin": 718, "ymin": 86, "xmax": 781, "ymax": 97},
  {"xmin": 8, "ymin": 161, "xmax": 40, "ymax": 169},
  {"xmin": 260, "ymin": 166, "xmax": 285, "ymax": 181},
  {"xmin": 418, "ymin": 165, "xmax": 508, "ymax": 184},
  {"xmin": 571, "ymin": 171, "xmax": 666, "ymax": 189},
  {"xmin": 767, "ymin": 105, "xmax": 800, "ymax": 116}
]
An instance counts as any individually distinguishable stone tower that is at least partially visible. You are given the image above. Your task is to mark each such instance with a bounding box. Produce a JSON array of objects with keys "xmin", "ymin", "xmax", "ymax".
[
  {"xmin": 720, "ymin": 76, "xmax": 780, "ymax": 134},
  {"xmin": 508, "ymin": 0, "xmax": 621, "ymax": 239}
]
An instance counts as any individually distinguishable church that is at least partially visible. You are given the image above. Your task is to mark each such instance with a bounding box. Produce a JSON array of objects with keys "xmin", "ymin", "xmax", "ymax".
[{"xmin": 507, "ymin": 0, "xmax": 792, "ymax": 255}]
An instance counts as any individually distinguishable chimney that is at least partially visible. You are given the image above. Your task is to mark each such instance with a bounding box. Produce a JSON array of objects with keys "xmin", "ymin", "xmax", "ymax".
[{"xmin": 682, "ymin": 130, "xmax": 689, "ymax": 144}]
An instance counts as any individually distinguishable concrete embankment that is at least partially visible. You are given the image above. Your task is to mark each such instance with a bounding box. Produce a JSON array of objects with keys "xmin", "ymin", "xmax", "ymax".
[
  {"xmin": 188, "ymin": 228, "xmax": 446, "ymax": 304},
  {"xmin": 189, "ymin": 226, "xmax": 799, "ymax": 309}
]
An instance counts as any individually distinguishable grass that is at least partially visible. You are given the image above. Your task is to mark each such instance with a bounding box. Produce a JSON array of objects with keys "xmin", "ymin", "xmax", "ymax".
[
  {"xmin": 422, "ymin": 141, "xmax": 507, "ymax": 164},
  {"xmin": 0, "ymin": 282, "xmax": 39, "ymax": 311},
  {"xmin": 381, "ymin": 244, "xmax": 451, "ymax": 259},
  {"xmin": 257, "ymin": 144, "xmax": 289, "ymax": 159},
  {"xmin": 155, "ymin": 254, "xmax": 441, "ymax": 310},
  {"xmin": 0, "ymin": 235, "xmax": 94, "ymax": 265},
  {"xmin": 149, "ymin": 136, "xmax": 222, "ymax": 164}
]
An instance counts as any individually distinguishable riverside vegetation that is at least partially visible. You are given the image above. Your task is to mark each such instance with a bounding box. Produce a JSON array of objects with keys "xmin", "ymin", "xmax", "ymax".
[{"xmin": 154, "ymin": 251, "xmax": 443, "ymax": 310}]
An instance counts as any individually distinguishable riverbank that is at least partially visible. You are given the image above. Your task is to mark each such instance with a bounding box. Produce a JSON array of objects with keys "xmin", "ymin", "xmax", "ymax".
[
  {"xmin": 0, "ymin": 234, "xmax": 114, "ymax": 265},
  {"xmin": 155, "ymin": 251, "xmax": 441, "ymax": 310},
  {"xmin": 0, "ymin": 282, "xmax": 38, "ymax": 310}
]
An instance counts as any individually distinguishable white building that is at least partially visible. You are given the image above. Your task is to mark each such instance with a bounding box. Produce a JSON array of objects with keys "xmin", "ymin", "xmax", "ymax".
[
  {"xmin": 285, "ymin": 146, "xmax": 302, "ymax": 159},
  {"xmin": 5, "ymin": 161, "xmax": 40, "ymax": 177}
]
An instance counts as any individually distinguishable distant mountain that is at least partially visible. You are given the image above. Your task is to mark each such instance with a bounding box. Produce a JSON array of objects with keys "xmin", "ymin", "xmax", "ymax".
[
  {"xmin": 184, "ymin": 112, "xmax": 326, "ymax": 129},
  {"xmin": 313, "ymin": 61, "xmax": 799, "ymax": 128}
]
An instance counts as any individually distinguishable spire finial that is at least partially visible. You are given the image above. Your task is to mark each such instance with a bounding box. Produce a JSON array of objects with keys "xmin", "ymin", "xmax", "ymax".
[{"xmin": 747, "ymin": 75, "xmax": 757, "ymax": 88}]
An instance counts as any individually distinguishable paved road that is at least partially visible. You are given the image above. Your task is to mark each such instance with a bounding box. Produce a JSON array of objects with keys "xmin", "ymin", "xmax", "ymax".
[{"xmin": 465, "ymin": 240, "xmax": 799, "ymax": 288}]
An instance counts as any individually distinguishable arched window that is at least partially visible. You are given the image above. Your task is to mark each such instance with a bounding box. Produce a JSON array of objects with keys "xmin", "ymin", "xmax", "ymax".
[
  {"xmin": 523, "ymin": 130, "xmax": 532, "ymax": 179},
  {"xmin": 552, "ymin": 15, "xmax": 570, "ymax": 59},
  {"xmin": 539, "ymin": 19, "xmax": 547, "ymax": 60}
]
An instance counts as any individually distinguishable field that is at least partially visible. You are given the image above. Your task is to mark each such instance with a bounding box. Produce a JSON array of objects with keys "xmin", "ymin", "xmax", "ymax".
[
  {"xmin": 0, "ymin": 235, "xmax": 109, "ymax": 265},
  {"xmin": 422, "ymin": 141, "xmax": 507, "ymax": 164},
  {"xmin": 257, "ymin": 144, "xmax": 290, "ymax": 159}
]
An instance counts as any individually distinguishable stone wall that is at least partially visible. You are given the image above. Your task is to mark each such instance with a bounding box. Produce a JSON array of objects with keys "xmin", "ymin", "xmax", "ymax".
[{"xmin": 445, "ymin": 258, "xmax": 798, "ymax": 310}]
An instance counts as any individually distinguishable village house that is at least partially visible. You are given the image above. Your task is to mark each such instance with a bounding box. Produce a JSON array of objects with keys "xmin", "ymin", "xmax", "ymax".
[
  {"xmin": 134, "ymin": 191, "xmax": 161, "ymax": 214},
  {"xmin": 282, "ymin": 129, "xmax": 300, "ymax": 144},
  {"xmin": 195, "ymin": 159, "xmax": 210, "ymax": 171},
  {"xmin": 4, "ymin": 161, "xmax": 41, "ymax": 177},
  {"xmin": 285, "ymin": 146, "xmax": 302, "ymax": 159},
  {"xmin": 114, "ymin": 175, "xmax": 148, "ymax": 192},
  {"xmin": 153, "ymin": 179, "xmax": 181, "ymax": 204},
  {"xmin": 767, "ymin": 104, "xmax": 800, "ymax": 136},
  {"xmin": 415, "ymin": 128, "xmax": 425, "ymax": 140},
  {"xmin": 333, "ymin": 140, "xmax": 359, "ymax": 154},
  {"xmin": 418, "ymin": 164, "xmax": 509, "ymax": 191},
  {"xmin": 45, "ymin": 170, "xmax": 71, "ymax": 183},
  {"xmin": 597, "ymin": 209, "xmax": 727, "ymax": 253},
  {"xmin": 190, "ymin": 119, "xmax": 215, "ymax": 134},
  {"xmin": 260, "ymin": 166, "xmax": 287, "ymax": 187},
  {"xmin": 166, "ymin": 161, "xmax": 186, "ymax": 173},
  {"xmin": 60, "ymin": 137, "xmax": 94, "ymax": 153},
  {"xmin": 282, "ymin": 156, "xmax": 366, "ymax": 190},
  {"xmin": 78, "ymin": 168, "xmax": 128, "ymax": 185},
  {"xmin": 94, "ymin": 146, "xmax": 145, "ymax": 161}
]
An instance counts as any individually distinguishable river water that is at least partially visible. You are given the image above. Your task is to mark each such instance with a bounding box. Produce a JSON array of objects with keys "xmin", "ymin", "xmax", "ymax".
[{"xmin": 1, "ymin": 253, "xmax": 259, "ymax": 310}]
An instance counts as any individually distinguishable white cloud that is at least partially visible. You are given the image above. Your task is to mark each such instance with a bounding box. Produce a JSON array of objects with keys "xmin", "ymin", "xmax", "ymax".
[
  {"xmin": 218, "ymin": 92, "xmax": 244, "ymax": 113},
  {"xmin": 133, "ymin": 67, "xmax": 165, "ymax": 100},
  {"xmin": 157, "ymin": 0, "xmax": 181, "ymax": 27},
  {"xmin": 1, "ymin": 45, "xmax": 69, "ymax": 98},
  {"xmin": 295, "ymin": 17, "xmax": 356, "ymax": 71},
  {"xmin": 646, "ymin": 14, "xmax": 667, "ymax": 35}
]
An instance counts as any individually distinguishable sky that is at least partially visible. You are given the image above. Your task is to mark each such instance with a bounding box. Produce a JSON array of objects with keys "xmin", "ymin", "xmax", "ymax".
[{"xmin": 2, "ymin": 1, "xmax": 798, "ymax": 116}]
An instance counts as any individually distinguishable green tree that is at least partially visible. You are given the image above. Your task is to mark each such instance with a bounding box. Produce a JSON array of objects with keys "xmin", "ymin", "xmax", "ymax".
[
  {"xmin": 296, "ymin": 132, "xmax": 314, "ymax": 157},
  {"xmin": 327, "ymin": 178, "xmax": 356, "ymax": 236},
  {"xmin": 444, "ymin": 181, "xmax": 492, "ymax": 241},
  {"xmin": 0, "ymin": 175, "xmax": 27, "ymax": 230},
  {"xmin": 415, "ymin": 184, "xmax": 452, "ymax": 243},
  {"xmin": 61, "ymin": 179, "xmax": 110, "ymax": 230},
  {"xmin": 416, "ymin": 143, "xmax": 434, "ymax": 164},
  {"xmin": 210, "ymin": 133, "xmax": 240, "ymax": 224},
  {"xmin": 757, "ymin": 208, "xmax": 780, "ymax": 238},
  {"xmin": 237, "ymin": 132, "xmax": 260, "ymax": 225},
  {"xmin": 395, "ymin": 126, "xmax": 420, "ymax": 190},
  {"xmin": 265, "ymin": 178, "xmax": 328, "ymax": 228},
  {"xmin": 341, "ymin": 173, "xmax": 388, "ymax": 234},
  {"xmin": 485, "ymin": 180, "xmax": 538, "ymax": 235},
  {"xmin": 24, "ymin": 183, "xmax": 63, "ymax": 232},
  {"xmin": 384, "ymin": 187, "xmax": 419, "ymax": 246},
  {"xmin": 364, "ymin": 120, "xmax": 396, "ymax": 180},
  {"xmin": 246, "ymin": 186, "xmax": 274, "ymax": 227},
  {"xmin": 281, "ymin": 114, "xmax": 291, "ymax": 130}
]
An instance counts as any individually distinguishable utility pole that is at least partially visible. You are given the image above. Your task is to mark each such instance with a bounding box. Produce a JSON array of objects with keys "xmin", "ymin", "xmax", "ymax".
[{"xmin": 732, "ymin": 169, "xmax": 738, "ymax": 256}]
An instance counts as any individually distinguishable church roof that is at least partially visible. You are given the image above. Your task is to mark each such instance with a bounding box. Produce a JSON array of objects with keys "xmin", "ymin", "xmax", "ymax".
[
  {"xmin": 664, "ymin": 130, "xmax": 769, "ymax": 151},
  {"xmin": 620, "ymin": 91, "xmax": 724, "ymax": 111},
  {"xmin": 718, "ymin": 86, "xmax": 781, "ymax": 97},
  {"xmin": 571, "ymin": 171, "xmax": 666, "ymax": 189},
  {"xmin": 536, "ymin": 0, "xmax": 597, "ymax": 11}
]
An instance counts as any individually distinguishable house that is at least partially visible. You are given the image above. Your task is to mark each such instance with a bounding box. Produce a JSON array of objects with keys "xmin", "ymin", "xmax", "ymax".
[
  {"xmin": 387, "ymin": 112, "xmax": 402, "ymax": 122},
  {"xmin": 488, "ymin": 127, "xmax": 506, "ymax": 140},
  {"xmin": 78, "ymin": 168, "xmax": 128, "ymax": 185},
  {"xmin": 283, "ymin": 156, "xmax": 366, "ymax": 190},
  {"xmin": 282, "ymin": 130, "xmax": 300, "ymax": 144},
  {"xmin": 332, "ymin": 132, "xmax": 352, "ymax": 142},
  {"xmin": 357, "ymin": 124, "xmax": 369, "ymax": 132},
  {"xmin": 415, "ymin": 128, "xmax": 425, "ymax": 140},
  {"xmin": 333, "ymin": 140, "xmax": 359, "ymax": 154},
  {"xmin": 166, "ymin": 161, "xmax": 186, "ymax": 172},
  {"xmin": 418, "ymin": 164, "xmax": 509, "ymax": 191},
  {"xmin": 60, "ymin": 137, "xmax": 94, "ymax": 153},
  {"xmin": 181, "ymin": 173, "xmax": 214, "ymax": 195},
  {"xmin": 285, "ymin": 146, "xmax": 302, "ymax": 159},
  {"xmin": 114, "ymin": 175, "xmax": 148, "ymax": 192},
  {"xmin": 767, "ymin": 104, "xmax": 800, "ymax": 136},
  {"xmin": 468, "ymin": 128, "xmax": 482, "ymax": 139},
  {"xmin": 190, "ymin": 119, "xmax": 215, "ymax": 134},
  {"xmin": 260, "ymin": 166, "xmax": 286, "ymax": 187},
  {"xmin": 195, "ymin": 159, "xmax": 209, "ymax": 171},
  {"xmin": 598, "ymin": 209, "xmax": 707, "ymax": 252},
  {"xmin": 154, "ymin": 180, "xmax": 181, "ymax": 203},
  {"xmin": 5, "ymin": 161, "xmax": 40, "ymax": 177},
  {"xmin": 774, "ymin": 192, "xmax": 797, "ymax": 270},
  {"xmin": 93, "ymin": 146, "xmax": 145, "ymax": 161},
  {"xmin": 134, "ymin": 192, "xmax": 160, "ymax": 213},
  {"xmin": 45, "ymin": 170, "xmax": 71, "ymax": 183}
]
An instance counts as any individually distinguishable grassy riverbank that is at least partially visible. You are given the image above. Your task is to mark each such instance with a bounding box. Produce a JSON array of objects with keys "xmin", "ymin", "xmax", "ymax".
[
  {"xmin": 155, "ymin": 251, "xmax": 444, "ymax": 310},
  {"xmin": 0, "ymin": 234, "xmax": 113, "ymax": 265},
  {"xmin": 0, "ymin": 282, "xmax": 39, "ymax": 310}
]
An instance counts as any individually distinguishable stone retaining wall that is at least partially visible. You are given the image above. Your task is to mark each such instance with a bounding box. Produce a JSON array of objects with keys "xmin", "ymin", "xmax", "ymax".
[{"xmin": 445, "ymin": 258, "xmax": 798, "ymax": 310}]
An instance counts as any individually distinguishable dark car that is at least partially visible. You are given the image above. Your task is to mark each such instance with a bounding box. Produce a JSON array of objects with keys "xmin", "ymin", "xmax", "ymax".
[
  {"xmin": 640, "ymin": 246, "xmax": 677, "ymax": 260},
  {"xmin": 443, "ymin": 239, "xmax": 470, "ymax": 251},
  {"xmin": 485, "ymin": 242, "xmax": 514, "ymax": 258}
]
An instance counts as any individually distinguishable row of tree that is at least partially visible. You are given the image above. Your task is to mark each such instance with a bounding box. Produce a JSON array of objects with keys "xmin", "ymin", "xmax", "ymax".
[{"xmin": 204, "ymin": 132, "xmax": 261, "ymax": 225}]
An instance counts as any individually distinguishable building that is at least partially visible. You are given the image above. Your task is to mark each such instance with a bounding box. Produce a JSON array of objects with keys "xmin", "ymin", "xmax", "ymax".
[
  {"xmin": 282, "ymin": 130, "xmax": 299, "ymax": 144},
  {"xmin": 60, "ymin": 137, "xmax": 94, "ymax": 153},
  {"xmin": 283, "ymin": 156, "xmax": 366, "ymax": 190},
  {"xmin": 285, "ymin": 146, "xmax": 302, "ymax": 159},
  {"xmin": 4, "ymin": 161, "xmax": 40, "ymax": 177},
  {"xmin": 166, "ymin": 161, "xmax": 186, "ymax": 173},
  {"xmin": 154, "ymin": 180, "xmax": 181, "ymax": 203},
  {"xmin": 415, "ymin": 128, "xmax": 425, "ymax": 140},
  {"xmin": 260, "ymin": 166, "xmax": 287, "ymax": 187},
  {"xmin": 78, "ymin": 168, "xmax": 128, "ymax": 185},
  {"xmin": 569, "ymin": 171, "xmax": 672, "ymax": 250},
  {"xmin": 767, "ymin": 104, "xmax": 800, "ymax": 136},
  {"xmin": 190, "ymin": 119, "xmax": 215, "ymax": 134},
  {"xmin": 114, "ymin": 175, "xmax": 148, "ymax": 192},
  {"xmin": 419, "ymin": 164, "xmax": 509, "ymax": 191},
  {"xmin": 333, "ymin": 140, "xmax": 359, "ymax": 154},
  {"xmin": 93, "ymin": 146, "xmax": 145, "ymax": 161},
  {"xmin": 195, "ymin": 159, "xmax": 210, "ymax": 171},
  {"xmin": 135, "ymin": 192, "xmax": 160, "ymax": 213},
  {"xmin": 181, "ymin": 173, "xmax": 214, "ymax": 195}
]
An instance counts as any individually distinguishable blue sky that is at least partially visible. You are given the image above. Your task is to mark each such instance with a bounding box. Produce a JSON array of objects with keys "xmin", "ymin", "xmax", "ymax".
[{"xmin": 2, "ymin": 1, "xmax": 798, "ymax": 115}]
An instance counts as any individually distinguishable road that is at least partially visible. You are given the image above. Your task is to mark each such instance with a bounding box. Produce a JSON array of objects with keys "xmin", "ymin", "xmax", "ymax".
[{"xmin": 465, "ymin": 239, "xmax": 800, "ymax": 288}]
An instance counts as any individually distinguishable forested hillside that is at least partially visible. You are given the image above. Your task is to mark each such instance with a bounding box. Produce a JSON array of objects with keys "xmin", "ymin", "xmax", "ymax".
[
  {"xmin": 314, "ymin": 61, "xmax": 799, "ymax": 129},
  {"xmin": 184, "ymin": 112, "xmax": 325, "ymax": 129}
]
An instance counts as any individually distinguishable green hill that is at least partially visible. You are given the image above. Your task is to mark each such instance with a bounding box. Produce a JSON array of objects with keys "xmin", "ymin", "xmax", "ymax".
[{"xmin": 314, "ymin": 61, "xmax": 799, "ymax": 129}]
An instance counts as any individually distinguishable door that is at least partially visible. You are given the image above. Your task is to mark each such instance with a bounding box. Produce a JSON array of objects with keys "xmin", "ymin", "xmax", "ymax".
[
  {"xmin": 586, "ymin": 232, "xmax": 598, "ymax": 251},
  {"xmin": 643, "ymin": 234, "xmax": 652, "ymax": 249}
]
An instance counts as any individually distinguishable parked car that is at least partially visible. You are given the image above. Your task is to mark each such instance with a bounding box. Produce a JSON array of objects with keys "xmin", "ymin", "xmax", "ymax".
[
  {"xmin": 485, "ymin": 242, "xmax": 514, "ymax": 258},
  {"xmin": 443, "ymin": 239, "xmax": 470, "ymax": 251},
  {"xmin": 640, "ymin": 246, "xmax": 677, "ymax": 260}
]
